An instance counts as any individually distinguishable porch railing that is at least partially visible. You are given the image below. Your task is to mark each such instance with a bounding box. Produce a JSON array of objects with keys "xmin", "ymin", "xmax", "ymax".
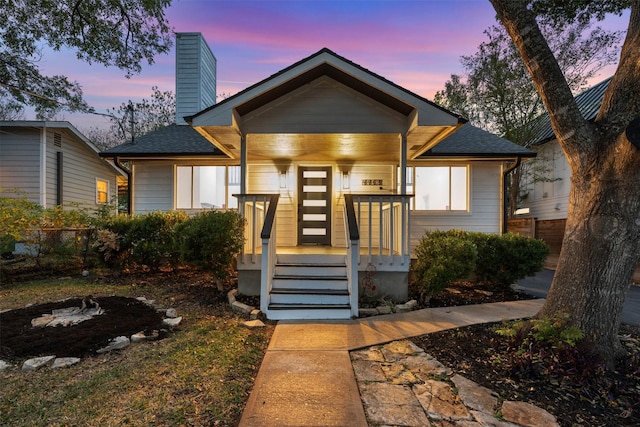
[
  {"xmin": 343, "ymin": 195, "xmax": 360, "ymax": 317},
  {"xmin": 346, "ymin": 194, "xmax": 413, "ymax": 267},
  {"xmin": 234, "ymin": 194, "xmax": 279, "ymax": 265}
]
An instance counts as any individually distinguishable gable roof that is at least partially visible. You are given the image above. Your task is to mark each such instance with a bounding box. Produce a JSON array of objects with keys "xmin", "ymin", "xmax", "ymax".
[
  {"xmin": 100, "ymin": 124, "xmax": 225, "ymax": 158},
  {"xmin": 1, "ymin": 120, "xmax": 125, "ymax": 175},
  {"xmin": 419, "ymin": 124, "xmax": 536, "ymax": 159},
  {"xmin": 187, "ymin": 48, "xmax": 462, "ymax": 124},
  {"xmin": 527, "ymin": 77, "xmax": 612, "ymax": 146}
]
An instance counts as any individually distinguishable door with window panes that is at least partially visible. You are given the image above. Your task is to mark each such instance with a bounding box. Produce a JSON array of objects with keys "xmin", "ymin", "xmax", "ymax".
[{"xmin": 297, "ymin": 166, "xmax": 332, "ymax": 245}]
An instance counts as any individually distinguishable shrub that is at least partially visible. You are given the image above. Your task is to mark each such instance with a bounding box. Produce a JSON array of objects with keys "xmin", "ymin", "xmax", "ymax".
[
  {"xmin": 412, "ymin": 230, "xmax": 477, "ymax": 299},
  {"xmin": 468, "ymin": 232, "xmax": 549, "ymax": 288},
  {"xmin": 176, "ymin": 210, "xmax": 244, "ymax": 279},
  {"xmin": 125, "ymin": 211, "xmax": 188, "ymax": 271},
  {"xmin": 94, "ymin": 215, "xmax": 134, "ymax": 268}
]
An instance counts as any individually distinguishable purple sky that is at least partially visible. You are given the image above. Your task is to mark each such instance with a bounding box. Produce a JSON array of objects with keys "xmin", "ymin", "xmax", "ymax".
[{"xmin": 37, "ymin": 0, "xmax": 630, "ymax": 131}]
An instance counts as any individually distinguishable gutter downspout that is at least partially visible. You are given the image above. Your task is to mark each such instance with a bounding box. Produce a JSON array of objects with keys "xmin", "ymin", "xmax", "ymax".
[
  {"xmin": 114, "ymin": 156, "xmax": 132, "ymax": 216},
  {"xmin": 502, "ymin": 157, "xmax": 522, "ymax": 234}
]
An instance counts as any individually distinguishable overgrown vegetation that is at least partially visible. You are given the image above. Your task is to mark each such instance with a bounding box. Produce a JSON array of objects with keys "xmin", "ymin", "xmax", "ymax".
[{"xmin": 412, "ymin": 229, "xmax": 549, "ymax": 300}]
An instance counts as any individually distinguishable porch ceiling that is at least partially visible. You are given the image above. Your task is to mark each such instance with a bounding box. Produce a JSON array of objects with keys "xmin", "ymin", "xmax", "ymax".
[{"xmin": 195, "ymin": 127, "xmax": 457, "ymax": 162}]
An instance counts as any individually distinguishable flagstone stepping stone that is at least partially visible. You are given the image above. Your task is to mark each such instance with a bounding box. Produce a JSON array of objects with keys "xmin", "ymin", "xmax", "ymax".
[
  {"xmin": 22, "ymin": 356, "xmax": 56, "ymax": 371},
  {"xmin": 51, "ymin": 357, "xmax": 81, "ymax": 369}
]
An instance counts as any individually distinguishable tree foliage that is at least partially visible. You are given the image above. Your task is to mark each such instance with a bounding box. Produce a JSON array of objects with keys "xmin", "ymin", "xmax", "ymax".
[
  {"xmin": 0, "ymin": 0, "xmax": 173, "ymax": 119},
  {"xmin": 84, "ymin": 86, "xmax": 176, "ymax": 150},
  {"xmin": 435, "ymin": 20, "xmax": 621, "ymax": 215}
]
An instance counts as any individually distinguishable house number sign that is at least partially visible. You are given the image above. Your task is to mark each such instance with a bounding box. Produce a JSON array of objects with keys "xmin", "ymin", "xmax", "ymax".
[{"xmin": 362, "ymin": 179, "xmax": 383, "ymax": 186}]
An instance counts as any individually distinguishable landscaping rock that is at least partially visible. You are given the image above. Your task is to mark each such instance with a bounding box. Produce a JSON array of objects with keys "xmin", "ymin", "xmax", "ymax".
[
  {"xmin": 131, "ymin": 330, "xmax": 159, "ymax": 342},
  {"xmin": 250, "ymin": 309, "xmax": 261, "ymax": 320},
  {"xmin": 358, "ymin": 308, "xmax": 378, "ymax": 317},
  {"xmin": 376, "ymin": 305, "xmax": 392, "ymax": 315},
  {"xmin": 51, "ymin": 357, "xmax": 81, "ymax": 369},
  {"xmin": 452, "ymin": 374, "xmax": 498, "ymax": 414},
  {"xmin": 227, "ymin": 289, "xmax": 238, "ymax": 304},
  {"xmin": 163, "ymin": 316, "xmax": 182, "ymax": 328},
  {"xmin": 501, "ymin": 400, "xmax": 560, "ymax": 427},
  {"xmin": 232, "ymin": 300, "xmax": 254, "ymax": 315},
  {"xmin": 406, "ymin": 299, "xmax": 418, "ymax": 309},
  {"xmin": 31, "ymin": 315, "xmax": 54, "ymax": 328},
  {"xmin": 96, "ymin": 336, "xmax": 130, "ymax": 354},
  {"xmin": 0, "ymin": 360, "xmax": 12, "ymax": 370},
  {"xmin": 395, "ymin": 303, "xmax": 411, "ymax": 313},
  {"xmin": 22, "ymin": 356, "xmax": 56, "ymax": 371},
  {"xmin": 242, "ymin": 319, "xmax": 265, "ymax": 329},
  {"xmin": 165, "ymin": 308, "xmax": 178, "ymax": 318}
]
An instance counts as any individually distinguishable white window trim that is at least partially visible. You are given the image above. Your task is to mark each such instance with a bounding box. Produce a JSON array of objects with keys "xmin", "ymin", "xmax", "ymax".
[{"xmin": 410, "ymin": 165, "xmax": 470, "ymax": 212}]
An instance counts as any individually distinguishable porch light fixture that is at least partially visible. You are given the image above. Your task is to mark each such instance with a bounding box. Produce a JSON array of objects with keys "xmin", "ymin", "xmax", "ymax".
[
  {"xmin": 342, "ymin": 170, "xmax": 350, "ymax": 190},
  {"xmin": 279, "ymin": 170, "xmax": 287, "ymax": 189}
]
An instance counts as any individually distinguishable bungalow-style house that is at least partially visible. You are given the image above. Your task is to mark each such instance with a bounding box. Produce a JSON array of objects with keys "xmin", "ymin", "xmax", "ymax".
[
  {"xmin": 518, "ymin": 77, "xmax": 612, "ymax": 255},
  {"xmin": 101, "ymin": 33, "xmax": 534, "ymax": 319},
  {"xmin": 0, "ymin": 121, "xmax": 124, "ymax": 210}
]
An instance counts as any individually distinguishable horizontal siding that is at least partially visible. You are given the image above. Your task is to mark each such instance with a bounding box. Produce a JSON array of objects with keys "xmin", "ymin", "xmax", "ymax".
[
  {"xmin": 243, "ymin": 77, "xmax": 406, "ymax": 134},
  {"xmin": 45, "ymin": 129, "xmax": 119, "ymax": 209},
  {"xmin": 133, "ymin": 163, "xmax": 173, "ymax": 213},
  {"xmin": 521, "ymin": 140, "xmax": 570, "ymax": 221},
  {"xmin": 410, "ymin": 163, "xmax": 502, "ymax": 253},
  {"xmin": 0, "ymin": 127, "xmax": 42, "ymax": 203}
]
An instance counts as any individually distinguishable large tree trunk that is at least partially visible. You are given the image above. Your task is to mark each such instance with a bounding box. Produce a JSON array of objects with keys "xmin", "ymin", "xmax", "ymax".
[
  {"xmin": 490, "ymin": 0, "xmax": 640, "ymax": 366},
  {"xmin": 539, "ymin": 134, "xmax": 640, "ymax": 363}
]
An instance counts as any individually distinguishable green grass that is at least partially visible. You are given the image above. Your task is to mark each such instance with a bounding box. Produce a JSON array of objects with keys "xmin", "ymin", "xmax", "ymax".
[{"xmin": 0, "ymin": 275, "xmax": 273, "ymax": 427}]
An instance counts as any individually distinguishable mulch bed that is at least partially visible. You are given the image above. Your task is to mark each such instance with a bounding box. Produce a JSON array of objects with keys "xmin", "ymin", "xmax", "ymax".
[{"xmin": 0, "ymin": 296, "xmax": 165, "ymax": 360}]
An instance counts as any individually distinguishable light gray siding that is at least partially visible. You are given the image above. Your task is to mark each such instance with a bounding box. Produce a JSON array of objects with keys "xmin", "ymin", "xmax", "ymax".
[
  {"xmin": 45, "ymin": 129, "xmax": 118, "ymax": 209},
  {"xmin": 410, "ymin": 162, "xmax": 502, "ymax": 251},
  {"xmin": 175, "ymin": 32, "xmax": 217, "ymax": 124},
  {"xmin": 0, "ymin": 127, "xmax": 42, "ymax": 203},
  {"xmin": 521, "ymin": 140, "xmax": 570, "ymax": 220},
  {"xmin": 242, "ymin": 77, "xmax": 407, "ymax": 134},
  {"xmin": 132, "ymin": 162, "xmax": 174, "ymax": 212}
]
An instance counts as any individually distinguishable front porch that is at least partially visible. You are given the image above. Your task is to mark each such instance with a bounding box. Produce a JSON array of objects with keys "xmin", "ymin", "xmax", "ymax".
[{"xmin": 235, "ymin": 194, "xmax": 413, "ymax": 320}]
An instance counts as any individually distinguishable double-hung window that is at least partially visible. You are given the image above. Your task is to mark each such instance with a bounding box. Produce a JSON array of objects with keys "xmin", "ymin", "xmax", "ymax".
[{"xmin": 96, "ymin": 179, "xmax": 109, "ymax": 204}]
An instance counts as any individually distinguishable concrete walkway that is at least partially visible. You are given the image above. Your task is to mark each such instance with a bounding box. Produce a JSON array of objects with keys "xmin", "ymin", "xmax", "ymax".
[{"xmin": 239, "ymin": 299, "xmax": 545, "ymax": 427}]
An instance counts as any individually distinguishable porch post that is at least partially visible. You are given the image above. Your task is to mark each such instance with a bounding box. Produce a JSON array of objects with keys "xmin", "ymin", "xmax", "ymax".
[
  {"xmin": 240, "ymin": 134, "xmax": 247, "ymax": 194},
  {"xmin": 400, "ymin": 134, "xmax": 407, "ymax": 195}
]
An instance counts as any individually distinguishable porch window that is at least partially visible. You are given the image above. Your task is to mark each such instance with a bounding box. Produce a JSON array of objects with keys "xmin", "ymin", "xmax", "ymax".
[
  {"xmin": 176, "ymin": 166, "xmax": 240, "ymax": 209},
  {"xmin": 96, "ymin": 179, "xmax": 109, "ymax": 204},
  {"xmin": 412, "ymin": 166, "xmax": 468, "ymax": 211}
]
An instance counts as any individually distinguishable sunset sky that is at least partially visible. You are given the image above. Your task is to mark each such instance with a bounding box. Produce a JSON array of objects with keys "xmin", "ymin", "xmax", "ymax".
[{"xmin": 36, "ymin": 0, "xmax": 630, "ymax": 130}]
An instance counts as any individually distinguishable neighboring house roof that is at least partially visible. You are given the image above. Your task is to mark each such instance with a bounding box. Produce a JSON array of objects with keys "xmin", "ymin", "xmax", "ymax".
[
  {"xmin": 100, "ymin": 124, "xmax": 225, "ymax": 158},
  {"xmin": 419, "ymin": 124, "xmax": 536, "ymax": 159},
  {"xmin": 0, "ymin": 120, "xmax": 125, "ymax": 175},
  {"xmin": 527, "ymin": 77, "xmax": 612, "ymax": 146}
]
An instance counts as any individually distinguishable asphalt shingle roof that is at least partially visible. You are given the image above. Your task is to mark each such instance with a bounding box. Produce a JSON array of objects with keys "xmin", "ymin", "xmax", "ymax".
[
  {"xmin": 100, "ymin": 124, "xmax": 225, "ymax": 157},
  {"xmin": 420, "ymin": 124, "xmax": 535, "ymax": 158},
  {"xmin": 527, "ymin": 77, "xmax": 612, "ymax": 146}
]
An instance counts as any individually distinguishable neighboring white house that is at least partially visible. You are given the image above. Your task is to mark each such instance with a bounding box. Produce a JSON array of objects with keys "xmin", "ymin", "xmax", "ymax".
[
  {"xmin": 102, "ymin": 37, "xmax": 535, "ymax": 320},
  {"xmin": 518, "ymin": 77, "xmax": 612, "ymax": 253},
  {"xmin": 0, "ymin": 121, "xmax": 124, "ymax": 209}
]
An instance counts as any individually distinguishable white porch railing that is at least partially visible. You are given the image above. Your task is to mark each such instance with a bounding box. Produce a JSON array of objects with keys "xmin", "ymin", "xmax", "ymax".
[
  {"xmin": 348, "ymin": 194, "xmax": 413, "ymax": 268},
  {"xmin": 235, "ymin": 194, "xmax": 278, "ymax": 265}
]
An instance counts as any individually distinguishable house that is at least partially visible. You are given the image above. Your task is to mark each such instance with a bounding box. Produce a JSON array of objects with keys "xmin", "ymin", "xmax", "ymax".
[
  {"xmin": 517, "ymin": 77, "xmax": 612, "ymax": 255},
  {"xmin": 0, "ymin": 121, "xmax": 124, "ymax": 210},
  {"xmin": 101, "ymin": 34, "xmax": 534, "ymax": 320}
]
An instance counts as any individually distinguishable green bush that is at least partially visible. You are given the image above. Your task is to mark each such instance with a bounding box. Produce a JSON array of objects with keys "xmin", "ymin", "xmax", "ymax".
[
  {"xmin": 125, "ymin": 211, "xmax": 188, "ymax": 271},
  {"xmin": 176, "ymin": 210, "xmax": 244, "ymax": 279},
  {"xmin": 94, "ymin": 215, "xmax": 134, "ymax": 267},
  {"xmin": 468, "ymin": 232, "xmax": 549, "ymax": 288},
  {"xmin": 412, "ymin": 230, "xmax": 477, "ymax": 298}
]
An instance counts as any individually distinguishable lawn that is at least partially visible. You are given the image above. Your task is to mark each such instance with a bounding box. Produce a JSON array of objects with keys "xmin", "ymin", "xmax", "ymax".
[{"xmin": 0, "ymin": 270, "xmax": 274, "ymax": 427}]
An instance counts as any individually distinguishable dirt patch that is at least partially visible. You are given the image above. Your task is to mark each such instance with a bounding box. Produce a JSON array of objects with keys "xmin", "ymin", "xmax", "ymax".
[{"xmin": 0, "ymin": 296, "xmax": 165, "ymax": 361}]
